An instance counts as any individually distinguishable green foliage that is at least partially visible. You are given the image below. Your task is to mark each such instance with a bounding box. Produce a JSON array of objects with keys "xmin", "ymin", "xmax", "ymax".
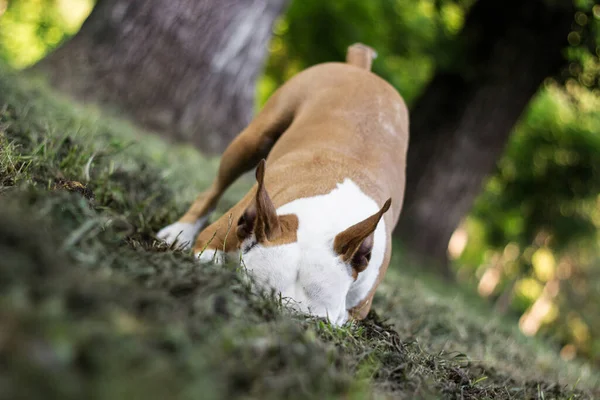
[
  {"xmin": 459, "ymin": 77, "xmax": 600, "ymax": 362},
  {"xmin": 472, "ymin": 85, "xmax": 600, "ymax": 251},
  {"xmin": 0, "ymin": 0, "xmax": 93, "ymax": 68},
  {"xmin": 259, "ymin": 0, "xmax": 473, "ymax": 107},
  {"xmin": 568, "ymin": 1, "xmax": 600, "ymax": 88}
]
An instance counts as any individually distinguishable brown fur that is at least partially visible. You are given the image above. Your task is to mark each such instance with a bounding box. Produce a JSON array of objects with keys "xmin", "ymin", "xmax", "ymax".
[
  {"xmin": 237, "ymin": 160, "xmax": 299, "ymax": 247},
  {"xmin": 174, "ymin": 43, "xmax": 409, "ymax": 320},
  {"xmin": 334, "ymin": 198, "xmax": 391, "ymax": 274}
]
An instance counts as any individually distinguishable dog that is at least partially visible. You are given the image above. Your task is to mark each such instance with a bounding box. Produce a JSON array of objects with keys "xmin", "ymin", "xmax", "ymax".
[{"xmin": 158, "ymin": 43, "xmax": 409, "ymax": 325}]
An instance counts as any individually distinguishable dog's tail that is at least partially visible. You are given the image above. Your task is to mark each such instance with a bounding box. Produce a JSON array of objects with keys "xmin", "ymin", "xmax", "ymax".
[{"xmin": 346, "ymin": 43, "xmax": 378, "ymax": 71}]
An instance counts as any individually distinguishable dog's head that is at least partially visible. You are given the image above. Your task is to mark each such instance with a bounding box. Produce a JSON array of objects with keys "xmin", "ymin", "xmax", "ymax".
[{"xmin": 236, "ymin": 160, "xmax": 390, "ymax": 325}]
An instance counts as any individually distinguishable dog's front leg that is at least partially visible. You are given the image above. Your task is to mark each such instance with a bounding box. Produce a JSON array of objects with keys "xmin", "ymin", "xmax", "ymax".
[
  {"xmin": 156, "ymin": 216, "xmax": 212, "ymax": 251},
  {"xmin": 193, "ymin": 210, "xmax": 244, "ymax": 265},
  {"xmin": 157, "ymin": 86, "xmax": 296, "ymax": 251},
  {"xmin": 156, "ymin": 188, "xmax": 218, "ymax": 250}
]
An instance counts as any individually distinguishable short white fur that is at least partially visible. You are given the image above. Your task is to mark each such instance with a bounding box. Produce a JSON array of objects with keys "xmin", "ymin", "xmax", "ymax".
[
  {"xmin": 196, "ymin": 248, "xmax": 231, "ymax": 264},
  {"xmin": 157, "ymin": 215, "xmax": 210, "ymax": 250},
  {"xmin": 239, "ymin": 179, "xmax": 387, "ymax": 326}
]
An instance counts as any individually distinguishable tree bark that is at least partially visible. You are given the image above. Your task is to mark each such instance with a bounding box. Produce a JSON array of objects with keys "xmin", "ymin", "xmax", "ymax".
[
  {"xmin": 33, "ymin": 0, "xmax": 289, "ymax": 154},
  {"xmin": 395, "ymin": 0, "xmax": 573, "ymax": 276}
]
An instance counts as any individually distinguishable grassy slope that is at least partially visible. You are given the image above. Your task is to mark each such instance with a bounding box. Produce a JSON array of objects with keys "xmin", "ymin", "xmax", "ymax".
[{"xmin": 0, "ymin": 65, "xmax": 599, "ymax": 400}]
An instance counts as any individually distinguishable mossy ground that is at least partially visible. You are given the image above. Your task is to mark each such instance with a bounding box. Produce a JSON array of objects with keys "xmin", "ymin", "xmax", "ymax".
[{"xmin": 1, "ymin": 65, "xmax": 599, "ymax": 399}]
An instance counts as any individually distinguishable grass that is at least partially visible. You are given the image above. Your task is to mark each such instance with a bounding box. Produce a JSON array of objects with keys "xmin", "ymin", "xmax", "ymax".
[{"xmin": 1, "ymin": 63, "xmax": 599, "ymax": 399}]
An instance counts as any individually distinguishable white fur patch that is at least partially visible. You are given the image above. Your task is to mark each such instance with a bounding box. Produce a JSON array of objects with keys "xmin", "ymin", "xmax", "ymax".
[
  {"xmin": 195, "ymin": 248, "xmax": 233, "ymax": 265},
  {"xmin": 156, "ymin": 216, "xmax": 209, "ymax": 250},
  {"xmin": 240, "ymin": 179, "xmax": 387, "ymax": 326}
]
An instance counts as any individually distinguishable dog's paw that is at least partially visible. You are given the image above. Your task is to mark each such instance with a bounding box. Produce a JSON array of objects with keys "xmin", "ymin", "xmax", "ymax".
[
  {"xmin": 195, "ymin": 248, "xmax": 229, "ymax": 265},
  {"xmin": 157, "ymin": 221, "xmax": 202, "ymax": 250}
]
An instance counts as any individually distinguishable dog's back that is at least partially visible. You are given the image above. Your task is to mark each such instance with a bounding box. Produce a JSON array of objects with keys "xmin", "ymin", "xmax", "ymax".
[{"xmin": 261, "ymin": 55, "xmax": 409, "ymax": 232}]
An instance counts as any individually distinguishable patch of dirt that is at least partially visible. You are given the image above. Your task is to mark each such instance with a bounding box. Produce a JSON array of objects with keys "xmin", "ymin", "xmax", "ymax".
[{"xmin": 53, "ymin": 178, "xmax": 95, "ymax": 201}]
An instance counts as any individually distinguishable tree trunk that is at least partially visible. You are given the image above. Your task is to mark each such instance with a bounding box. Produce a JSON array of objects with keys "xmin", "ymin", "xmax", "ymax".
[
  {"xmin": 395, "ymin": 0, "xmax": 573, "ymax": 276},
  {"xmin": 33, "ymin": 0, "xmax": 289, "ymax": 154}
]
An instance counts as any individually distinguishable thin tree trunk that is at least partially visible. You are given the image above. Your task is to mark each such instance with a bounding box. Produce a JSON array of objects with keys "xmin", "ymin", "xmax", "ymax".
[
  {"xmin": 33, "ymin": 0, "xmax": 289, "ymax": 153},
  {"xmin": 395, "ymin": 0, "xmax": 573, "ymax": 277}
]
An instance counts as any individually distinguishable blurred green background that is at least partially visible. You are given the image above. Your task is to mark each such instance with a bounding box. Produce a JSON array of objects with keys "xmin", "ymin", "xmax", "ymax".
[{"xmin": 1, "ymin": 0, "xmax": 599, "ymax": 364}]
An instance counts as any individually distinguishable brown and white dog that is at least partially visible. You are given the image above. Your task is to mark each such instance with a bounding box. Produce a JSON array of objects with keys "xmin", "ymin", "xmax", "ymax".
[{"xmin": 158, "ymin": 43, "xmax": 409, "ymax": 325}]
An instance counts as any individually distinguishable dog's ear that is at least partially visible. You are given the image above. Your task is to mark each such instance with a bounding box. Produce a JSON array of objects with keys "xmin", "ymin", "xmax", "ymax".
[
  {"xmin": 236, "ymin": 203, "xmax": 256, "ymax": 242},
  {"xmin": 333, "ymin": 199, "xmax": 391, "ymax": 276},
  {"xmin": 236, "ymin": 160, "xmax": 281, "ymax": 243}
]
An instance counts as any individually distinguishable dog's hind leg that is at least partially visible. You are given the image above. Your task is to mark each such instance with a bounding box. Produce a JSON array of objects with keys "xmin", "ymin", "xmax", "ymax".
[{"xmin": 157, "ymin": 90, "xmax": 296, "ymax": 250}]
